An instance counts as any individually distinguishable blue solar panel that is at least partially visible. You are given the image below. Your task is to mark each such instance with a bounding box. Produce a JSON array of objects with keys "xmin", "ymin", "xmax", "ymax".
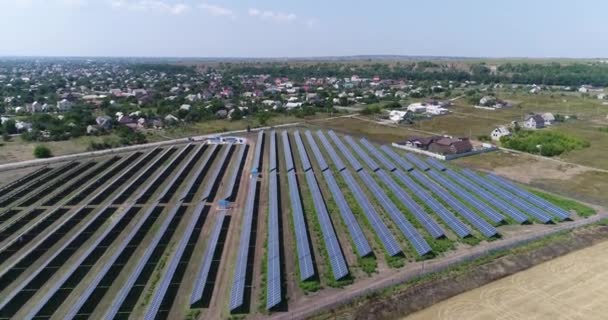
[
  {"xmin": 410, "ymin": 170, "xmax": 498, "ymax": 237},
  {"xmin": 252, "ymin": 130, "xmax": 265, "ymax": 173},
  {"xmin": 393, "ymin": 170, "xmax": 470, "ymax": 238},
  {"xmin": 486, "ymin": 174, "xmax": 570, "ymax": 220},
  {"xmin": 460, "ymin": 169, "xmax": 552, "ymax": 223},
  {"xmin": 360, "ymin": 139, "xmax": 397, "ymax": 171},
  {"xmin": 426, "ymin": 169, "xmax": 505, "ymax": 224},
  {"xmin": 158, "ymin": 143, "xmax": 206, "ymax": 201},
  {"xmin": 404, "ymin": 153, "xmax": 430, "ymax": 171},
  {"xmin": 316, "ymin": 131, "xmax": 346, "ymax": 171},
  {"xmin": 294, "ymin": 131, "xmax": 312, "ymax": 172},
  {"xmin": 445, "ymin": 170, "xmax": 528, "ymax": 224},
  {"xmin": 380, "ymin": 145, "xmax": 414, "ymax": 171},
  {"xmin": 305, "ymin": 132, "xmax": 371, "ymax": 256},
  {"xmin": 191, "ymin": 212, "xmax": 226, "ymax": 305},
  {"xmin": 144, "ymin": 203, "xmax": 204, "ymax": 320},
  {"xmin": 282, "ymin": 131, "xmax": 295, "ymax": 172},
  {"xmin": 103, "ymin": 205, "xmax": 182, "ymax": 319},
  {"xmin": 426, "ymin": 157, "xmax": 447, "ymax": 171},
  {"xmin": 327, "ymin": 131, "xmax": 363, "ymax": 171},
  {"xmin": 343, "ymin": 136, "xmax": 380, "ymax": 171},
  {"xmin": 305, "ymin": 131, "xmax": 329, "ymax": 172},
  {"xmin": 294, "ymin": 132, "xmax": 349, "ymax": 279},
  {"xmin": 358, "ymin": 171, "xmax": 432, "ymax": 256},
  {"xmin": 281, "ymin": 131, "xmax": 315, "ymax": 281},
  {"xmin": 199, "ymin": 145, "xmax": 232, "ymax": 201},
  {"xmin": 269, "ymin": 131, "xmax": 277, "ymax": 172},
  {"xmin": 222, "ymin": 145, "xmax": 247, "ymax": 201},
  {"xmin": 266, "ymin": 170, "xmax": 281, "ymax": 309},
  {"xmin": 64, "ymin": 206, "xmax": 160, "ymax": 318}
]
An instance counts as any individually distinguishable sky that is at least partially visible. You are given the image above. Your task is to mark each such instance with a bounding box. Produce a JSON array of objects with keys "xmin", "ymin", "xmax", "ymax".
[{"xmin": 0, "ymin": 0, "xmax": 607, "ymax": 58}]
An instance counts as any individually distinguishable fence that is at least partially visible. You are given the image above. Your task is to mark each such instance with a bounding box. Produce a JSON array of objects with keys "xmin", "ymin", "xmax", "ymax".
[{"xmin": 391, "ymin": 143, "xmax": 498, "ymax": 160}]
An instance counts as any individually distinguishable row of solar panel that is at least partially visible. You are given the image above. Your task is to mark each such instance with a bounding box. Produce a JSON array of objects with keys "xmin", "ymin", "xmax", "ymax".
[{"xmin": 266, "ymin": 131, "xmax": 282, "ymax": 310}]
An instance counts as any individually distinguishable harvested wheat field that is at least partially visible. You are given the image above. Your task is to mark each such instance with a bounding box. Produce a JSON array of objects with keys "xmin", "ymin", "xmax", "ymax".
[{"xmin": 406, "ymin": 241, "xmax": 608, "ymax": 320}]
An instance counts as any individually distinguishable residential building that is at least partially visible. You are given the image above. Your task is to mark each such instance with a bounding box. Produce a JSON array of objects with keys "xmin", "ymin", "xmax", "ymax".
[
  {"xmin": 524, "ymin": 114, "xmax": 545, "ymax": 129},
  {"xmin": 428, "ymin": 137, "xmax": 473, "ymax": 155},
  {"xmin": 491, "ymin": 126, "xmax": 511, "ymax": 141}
]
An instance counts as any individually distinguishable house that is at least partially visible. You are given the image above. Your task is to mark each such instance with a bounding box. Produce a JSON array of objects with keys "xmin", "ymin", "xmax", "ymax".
[
  {"xmin": 403, "ymin": 136, "xmax": 443, "ymax": 150},
  {"xmin": 180, "ymin": 104, "xmax": 192, "ymax": 111},
  {"xmin": 285, "ymin": 102, "xmax": 303, "ymax": 109},
  {"xmin": 215, "ymin": 109, "xmax": 228, "ymax": 118},
  {"xmin": 428, "ymin": 137, "xmax": 473, "ymax": 155},
  {"xmin": 491, "ymin": 126, "xmax": 511, "ymax": 141},
  {"xmin": 15, "ymin": 121, "xmax": 32, "ymax": 132},
  {"xmin": 26, "ymin": 101, "xmax": 44, "ymax": 113},
  {"xmin": 57, "ymin": 99, "xmax": 73, "ymax": 111},
  {"xmin": 426, "ymin": 105, "xmax": 449, "ymax": 115},
  {"xmin": 479, "ymin": 96, "xmax": 497, "ymax": 107},
  {"xmin": 164, "ymin": 114, "xmax": 179, "ymax": 123},
  {"xmin": 407, "ymin": 102, "xmax": 427, "ymax": 113},
  {"xmin": 95, "ymin": 116, "xmax": 112, "ymax": 130},
  {"xmin": 86, "ymin": 125, "xmax": 99, "ymax": 135},
  {"xmin": 524, "ymin": 114, "xmax": 545, "ymax": 129},
  {"xmin": 388, "ymin": 110, "xmax": 409, "ymax": 123},
  {"xmin": 541, "ymin": 113, "xmax": 555, "ymax": 125}
]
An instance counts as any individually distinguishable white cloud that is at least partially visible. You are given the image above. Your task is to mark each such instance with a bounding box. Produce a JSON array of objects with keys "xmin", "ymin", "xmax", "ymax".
[
  {"xmin": 248, "ymin": 7, "xmax": 297, "ymax": 23},
  {"xmin": 200, "ymin": 3, "xmax": 235, "ymax": 18},
  {"xmin": 109, "ymin": 0, "xmax": 190, "ymax": 15}
]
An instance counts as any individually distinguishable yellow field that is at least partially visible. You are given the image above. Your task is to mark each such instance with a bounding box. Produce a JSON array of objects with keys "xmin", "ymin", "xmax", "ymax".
[{"xmin": 406, "ymin": 241, "xmax": 608, "ymax": 320}]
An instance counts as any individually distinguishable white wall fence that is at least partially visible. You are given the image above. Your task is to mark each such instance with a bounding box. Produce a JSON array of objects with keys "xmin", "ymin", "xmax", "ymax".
[{"xmin": 391, "ymin": 143, "xmax": 498, "ymax": 160}]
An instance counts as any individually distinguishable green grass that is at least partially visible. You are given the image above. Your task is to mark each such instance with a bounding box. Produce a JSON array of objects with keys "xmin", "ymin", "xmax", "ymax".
[
  {"xmin": 184, "ymin": 309, "xmax": 201, "ymax": 320},
  {"xmin": 357, "ymin": 256, "xmax": 378, "ymax": 275},
  {"xmin": 141, "ymin": 243, "xmax": 173, "ymax": 307},
  {"xmin": 285, "ymin": 206, "xmax": 322, "ymax": 293},
  {"xmin": 529, "ymin": 189, "xmax": 597, "ymax": 218},
  {"xmin": 257, "ymin": 229, "xmax": 269, "ymax": 313}
]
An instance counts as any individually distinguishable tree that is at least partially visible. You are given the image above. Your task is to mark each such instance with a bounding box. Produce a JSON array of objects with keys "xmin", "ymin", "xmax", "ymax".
[
  {"xmin": 33, "ymin": 145, "xmax": 53, "ymax": 158},
  {"xmin": 256, "ymin": 112, "xmax": 271, "ymax": 126},
  {"xmin": 3, "ymin": 119, "xmax": 17, "ymax": 134}
]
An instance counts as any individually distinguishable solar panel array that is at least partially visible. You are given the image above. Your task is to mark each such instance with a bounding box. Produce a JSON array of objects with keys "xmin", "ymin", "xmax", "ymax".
[
  {"xmin": 252, "ymin": 130, "xmax": 264, "ymax": 173},
  {"xmin": 328, "ymin": 130, "xmax": 363, "ymax": 171},
  {"xmin": 404, "ymin": 153, "xmax": 431, "ymax": 171},
  {"xmin": 190, "ymin": 212, "xmax": 226, "ymax": 306},
  {"xmin": 294, "ymin": 131, "xmax": 349, "ymax": 279},
  {"xmin": 266, "ymin": 130, "xmax": 282, "ymax": 309},
  {"xmin": 317, "ymin": 134, "xmax": 401, "ymax": 256},
  {"xmin": 445, "ymin": 170, "xmax": 529, "ymax": 224},
  {"xmin": 426, "ymin": 169, "xmax": 505, "ymax": 224},
  {"xmin": 304, "ymin": 131, "xmax": 372, "ymax": 257},
  {"xmin": 426, "ymin": 157, "xmax": 447, "ymax": 171},
  {"xmin": 281, "ymin": 131, "xmax": 315, "ymax": 281},
  {"xmin": 360, "ymin": 139, "xmax": 397, "ymax": 171},
  {"xmin": 343, "ymin": 136, "xmax": 380, "ymax": 171},
  {"xmin": 380, "ymin": 145, "xmax": 414, "ymax": 171},
  {"xmin": 392, "ymin": 170, "xmax": 471, "ymax": 238},
  {"xmin": 222, "ymin": 145, "xmax": 247, "ymax": 201},
  {"xmin": 460, "ymin": 169, "xmax": 553, "ymax": 223},
  {"xmin": 199, "ymin": 145, "xmax": 232, "ymax": 201},
  {"xmin": 316, "ymin": 130, "xmax": 346, "ymax": 171},
  {"xmin": 294, "ymin": 131, "xmax": 312, "ymax": 172},
  {"xmin": 411, "ymin": 170, "xmax": 498, "ymax": 238},
  {"xmin": 487, "ymin": 174, "xmax": 570, "ymax": 220},
  {"xmin": 230, "ymin": 131, "xmax": 264, "ymax": 311}
]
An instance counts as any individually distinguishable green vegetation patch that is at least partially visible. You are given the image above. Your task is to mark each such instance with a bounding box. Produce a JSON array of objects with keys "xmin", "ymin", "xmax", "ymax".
[{"xmin": 500, "ymin": 130, "xmax": 589, "ymax": 157}]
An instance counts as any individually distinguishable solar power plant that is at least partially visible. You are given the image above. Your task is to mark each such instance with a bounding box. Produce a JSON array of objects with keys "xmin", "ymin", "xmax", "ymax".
[
  {"xmin": 486, "ymin": 174, "xmax": 570, "ymax": 221},
  {"xmin": 0, "ymin": 128, "xmax": 589, "ymax": 319},
  {"xmin": 444, "ymin": 169, "xmax": 529, "ymax": 224},
  {"xmin": 305, "ymin": 130, "xmax": 372, "ymax": 257},
  {"xmin": 460, "ymin": 169, "xmax": 553, "ymax": 224},
  {"xmin": 410, "ymin": 170, "xmax": 499, "ymax": 238},
  {"xmin": 426, "ymin": 169, "xmax": 506, "ymax": 224},
  {"xmin": 281, "ymin": 130, "xmax": 315, "ymax": 281},
  {"xmin": 294, "ymin": 131, "xmax": 349, "ymax": 279}
]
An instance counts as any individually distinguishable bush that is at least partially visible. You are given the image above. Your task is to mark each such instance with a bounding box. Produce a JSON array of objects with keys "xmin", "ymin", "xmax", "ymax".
[
  {"xmin": 477, "ymin": 135, "xmax": 491, "ymax": 142},
  {"xmin": 500, "ymin": 130, "xmax": 589, "ymax": 156},
  {"xmin": 361, "ymin": 105, "xmax": 381, "ymax": 115},
  {"xmin": 33, "ymin": 145, "xmax": 52, "ymax": 158}
]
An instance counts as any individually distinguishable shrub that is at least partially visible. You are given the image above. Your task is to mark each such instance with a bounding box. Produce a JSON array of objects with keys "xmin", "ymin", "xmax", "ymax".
[
  {"xmin": 500, "ymin": 130, "xmax": 589, "ymax": 156},
  {"xmin": 33, "ymin": 145, "xmax": 52, "ymax": 158}
]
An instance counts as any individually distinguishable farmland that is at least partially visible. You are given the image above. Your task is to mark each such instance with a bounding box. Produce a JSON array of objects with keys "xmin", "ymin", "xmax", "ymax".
[{"xmin": 0, "ymin": 128, "xmax": 599, "ymax": 320}]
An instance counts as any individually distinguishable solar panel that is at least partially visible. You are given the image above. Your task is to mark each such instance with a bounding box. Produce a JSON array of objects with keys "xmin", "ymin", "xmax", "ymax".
[
  {"xmin": 294, "ymin": 131, "xmax": 312, "ymax": 172},
  {"xmin": 445, "ymin": 170, "xmax": 529, "ymax": 224},
  {"xmin": 327, "ymin": 131, "xmax": 363, "ymax": 171},
  {"xmin": 266, "ymin": 170, "xmax": 281, "ymax": 309},
  {"xmin": 229, "ymin": 132, "xmax": 265, "ymax": 311},
  {"xmin": 360, "ymin": 139, "xmax": 397, "ymax": 171},
  {"xmin": 356, "ymin": 141, "xmax": 444, "ymax": 238},
  {"xmin": 103, "ymin": 205, "xmax": 182, "ymax": 319},
  {"xmin": 252, "ymin": 130, "xmax": 265, "ymax": 173},
  {"xmin": 404, "ymin": 153, "xmax": 430, "ymax": 171},
  {"xmin": 221, "ymin": 145, "xmax": 247, "ymax": 201},
  {"xmin": 64, "ymin": 204, "xmax": 160, "ymax": 319},
  {"xmin": 358, "ymin": 171, "xmax": 432, "ymax": 256},
  {"xmin": 305, "ymin": 132, "xmax": 372, "ymax": 256},
  {"xmin": 380, "ymin": 145, "xmax": 414, "ymax": 171},
  {"xmin": 144, "ymin": 203, "xmax": 204, "ymax": 320},
  {"xmin": 486, "ymin": 174, "xmax": 570, "ymax": 220},
  {"xmin": 0, "ymin": 166, "xmax": 49, "ymax": 198},
  {"xmin": 199, "ymin": 145, "xmax": 232, "ymax": 202},
  {"xmin": 343, "ymin": 136, "xmax": 380, "ymax": 171},
  {"xmin": 426, "ymin": 157, "xmax": 447, "ymax": 171},
  {"xmin": 305, "ymin": 130, "xmax": 329, "ymax": 171},
  {"xmin": 158, "ymin": 143, "xmax": 207, "ymax": 202},
  {"xmin": 269, "ymin": 130, "xmax": 277, "ymax": 172},
  {"xmin": 426, "ymin": 169, "xmax": 505, "ymax": 224},
  {"xmin": 294, "ymin": 132, "xmax": 349, "ymax": 279},
  {"xmin": 393, "ymin": 170, "xmax": 471, "ymax": 238},
  {"xmin": 281, "ymin": 131, "xmax": 315, "ymax": 281},
  {"xmin": 316, "ymin": 130, "xmax": 346, "ymax": 171},
  {"xmin": 410, "ymin": 170, "xmax": 498, "ymax": 238},
  {"xmin": 282, "ymin": 131, "xmax": 295, "ymax": 172},
  {"xmin": 460, "ymin": 169, "xmax": 552, "ymax": 223}
]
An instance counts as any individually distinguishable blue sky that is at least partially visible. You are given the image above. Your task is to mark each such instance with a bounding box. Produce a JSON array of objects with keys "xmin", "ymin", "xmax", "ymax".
[{"xmin": 1, "ymin": 0, "xmax": 606, "ymax": 58}]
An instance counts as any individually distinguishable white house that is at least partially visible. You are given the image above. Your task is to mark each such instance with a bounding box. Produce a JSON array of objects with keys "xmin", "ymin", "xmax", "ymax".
[
  {"xmin": 541, "ymin": 112, "xmax": 555, "ymax": 125},
  {"xmin": 388, "ymin": 110, "xmax": 408, "ymax": 123},
  {"xmin": 407, "ymin": 102, "xmax": 427, "ymax": 113},
  {"xmin": 426, "ymin": 105, "xmax": 449, "ymax": 115},
  {"xmin": 524, "ymin": 114, "xmax": 545, "ymax": 129},
  {"xmin": 180, "ymin": 104, "xmax": 192, "ymax": 111},
  {"xmin": 284, "ymin": 102, "xmax": 303, "ymax": 109},
  {"xmin": 15, "ymin": 121, "xmax": 32, "ymax": 132},
  {"xmin": 57, "ymin": 99, "xmax": 73, "ymax": 111},
  {"xmin": 491, "ymin": 126, "xmax": 511, "ymax": 141}
]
